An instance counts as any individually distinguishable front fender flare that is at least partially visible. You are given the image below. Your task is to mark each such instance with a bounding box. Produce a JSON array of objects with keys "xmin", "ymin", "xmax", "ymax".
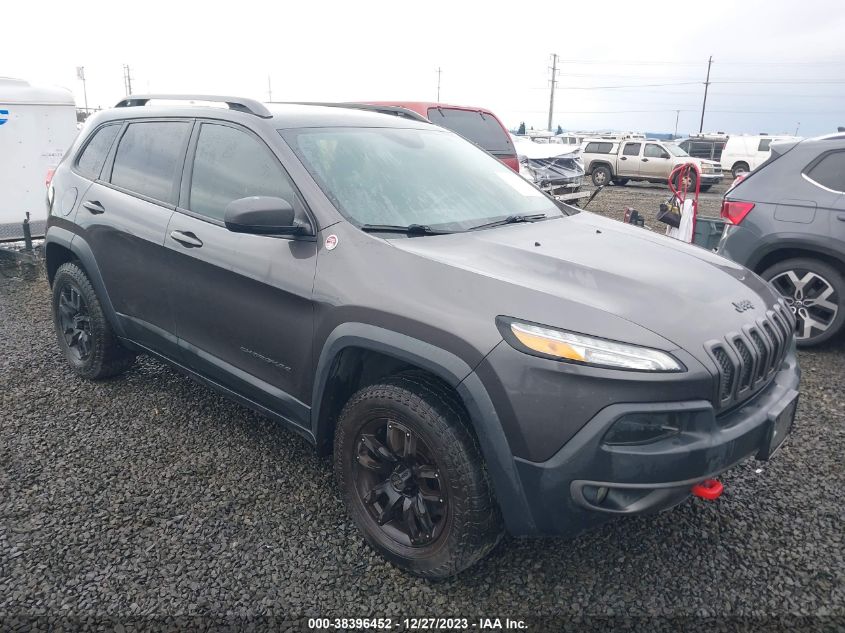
[{"xmin": 311, "ymin": 323, "xmax": 535, "ymax": 534}]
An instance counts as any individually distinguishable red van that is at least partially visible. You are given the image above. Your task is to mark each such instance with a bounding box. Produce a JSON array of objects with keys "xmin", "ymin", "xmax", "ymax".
[{"xmin": 361, "ymin": 101, "xmax": 519, "ymax": 172}]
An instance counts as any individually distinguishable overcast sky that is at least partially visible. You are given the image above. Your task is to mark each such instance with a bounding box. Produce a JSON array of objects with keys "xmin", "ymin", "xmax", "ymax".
[{"xmin": 4, "ymin": 0, "xmax": 844, "ymax": 136}]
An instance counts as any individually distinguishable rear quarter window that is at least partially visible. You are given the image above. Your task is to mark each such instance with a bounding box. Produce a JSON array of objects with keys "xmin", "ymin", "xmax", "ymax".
[
  {"xmin": 804, "ymin": 150, "xmax": 845, "ymax": 193},
  {"xmin": 426, "ymin": 108, "xmax": 513, "ymax": 156},
  {"xmin": 758, "ymin": 139, "xmax": 773, "ymax": 152},
  {"xmin": 76, "ymin": 124, "xmax": 121, "ymax": 180}
]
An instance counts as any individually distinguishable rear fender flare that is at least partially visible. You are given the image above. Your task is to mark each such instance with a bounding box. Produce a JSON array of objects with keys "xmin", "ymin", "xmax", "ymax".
[{"xmin": 45, "ymin": 227, "xmax": 126, "ymax": 338}]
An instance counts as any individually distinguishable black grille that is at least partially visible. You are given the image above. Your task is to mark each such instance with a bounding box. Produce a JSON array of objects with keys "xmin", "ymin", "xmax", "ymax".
[
  {"xmin": 713, "ymin": 346, "xmax": 735, "ymax": 401},
  {"xmin": 708, "ymin": 310, "xmax": 794, "ymax": 408},
  {"xmin": 734, "ymin": 339, "xmax": 753, "ymax": 390},
  {"xmin": 750, "ymin": 330, "xmax": 769, "ymax": 380}
]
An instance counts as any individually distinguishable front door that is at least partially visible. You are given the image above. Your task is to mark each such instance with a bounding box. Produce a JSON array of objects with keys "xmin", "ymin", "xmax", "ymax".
[
  {"xmin": 165, "ymin": 121, "xmax": 318, "ymax": 429},
  {"xmin": 641, "ymin": 143, "xmax": 672, "ymax": 180},
  {"xmin": 78, "ymin": 119, "xmax": 192, "ymax": 356}
]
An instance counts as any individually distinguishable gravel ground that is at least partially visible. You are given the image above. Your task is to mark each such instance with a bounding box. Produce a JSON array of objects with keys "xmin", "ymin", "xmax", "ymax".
[{"xmin": 0, "ymin": 201, "xmax": 843, "ymax": 631}]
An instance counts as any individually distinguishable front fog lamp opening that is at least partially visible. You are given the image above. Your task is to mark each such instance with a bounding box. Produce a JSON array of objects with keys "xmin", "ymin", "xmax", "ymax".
[
  {"xmin": 504, "ymin": 321, "xmax": 684, "ymax": 372},
  {"xmin": 603, "ymin": 413, "xmax": 682, "ymax": 446}
]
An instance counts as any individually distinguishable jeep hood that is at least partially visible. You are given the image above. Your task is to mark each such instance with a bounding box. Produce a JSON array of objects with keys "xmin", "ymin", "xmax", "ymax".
[{"xmin": 389, "ymin": 212, "xmax": 781, "ymax": 356}]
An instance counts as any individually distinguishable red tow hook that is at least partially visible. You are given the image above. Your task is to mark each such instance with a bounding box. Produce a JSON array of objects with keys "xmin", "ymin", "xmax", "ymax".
[{"xmin": 691, "ymin": 479, "xmax": 724, "ymax": 501}]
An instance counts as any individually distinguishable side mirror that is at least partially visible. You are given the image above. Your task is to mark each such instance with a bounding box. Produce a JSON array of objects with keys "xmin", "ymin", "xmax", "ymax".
[
  {"xmin": 662, "ymin": 152, "xmax": 670, "ymax": 159},
  {"xmin": 224, "ymin": 196, "xmax": 306, "ymax": 235}
]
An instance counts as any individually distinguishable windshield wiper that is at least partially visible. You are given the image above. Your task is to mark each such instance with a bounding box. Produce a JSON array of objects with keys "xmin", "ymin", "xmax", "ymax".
[
  {"xmin": 467, "ymin": 213, "xmax": 547, "ymax": 231},
  {"xmin": 359, "ymin": 223, "xmax": 452, "ymax": 235}
]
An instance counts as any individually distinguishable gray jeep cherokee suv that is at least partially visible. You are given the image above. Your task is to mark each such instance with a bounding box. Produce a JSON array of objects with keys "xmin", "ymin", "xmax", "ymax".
[{"xmin": 46, "ymin": 95, "xmax": 801, "ymax": 578}]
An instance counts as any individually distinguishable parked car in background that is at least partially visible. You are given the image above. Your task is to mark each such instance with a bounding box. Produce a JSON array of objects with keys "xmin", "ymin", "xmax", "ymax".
[
  {"xmin": 718, "ymin": 133, "xmax": 845, "ymax": 346},
  {"xmin": 720, "ymin": 134, "xmax": 801, "ymax": 178},
  {"xmin": 510, "ymin": 134, "xmax": 584, "ymax": 197},
  {"xmin": 581, "ymin": 138, "xmax": 723, "ymax": 190},
  {"xmin": 361, "ymin": 101, "xmax": 518, "ymax": 172},
  {"xmin": 678, "ymin": 133, "xmax": 729, "ymax": 162},
  {"xmin": 46, "ymin": 95, "xmax": 800, "ymax": 578}
]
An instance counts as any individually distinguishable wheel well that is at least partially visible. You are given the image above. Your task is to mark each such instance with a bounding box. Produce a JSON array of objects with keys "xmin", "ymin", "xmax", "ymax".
[
  {"xmin": 45, "ymin": 243, "xmax": 78, "ymax": 286},
  {"xmin": 732, "ymin": 160, "xmax": 749, "ymax": 171},
  {"xmin": 755, "ymin": 248, "xmax": 845, "ymax": 277},
  {"xmin": 314, "ymin": 347, "xmax": 468, "ymax": 455},
  {"xmin": 590, "ymin": 161, "xmax": 613, "ymax": 175}
]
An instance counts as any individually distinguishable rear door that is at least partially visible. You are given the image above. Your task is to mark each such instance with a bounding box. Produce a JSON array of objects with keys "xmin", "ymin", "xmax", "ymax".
[
  {"xmin": 617, "ymin": 142, "xmax": 642, "ymax": 177},
  {"xmin": 77, "ymin": 119, "xmax": 191, "ymax": 356},
  {"xmin": 425, "ymin": 107, "xmax": 518, "ymax": 171},
  {"xmin": 165, "ymin": 120, "xmax": 318, "ymax": 429}
]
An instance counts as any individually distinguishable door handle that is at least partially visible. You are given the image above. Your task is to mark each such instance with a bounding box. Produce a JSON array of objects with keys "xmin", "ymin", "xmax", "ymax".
[
  {"xmin": 620, "ymin": 157, "xmax": 627, "ymax": 161},
  {"xmin": 837, "ymin": 214, "xmax": 845, "ymax": 222},
  {"xmin": 642, "ymin": 158, "xmax": 649, "ymax": 162},
  {"xmin": 82, "ymin": 200, "xmax": 105, "ymax": 214},
  {"xmin": 169, "ymin": 230, "xmax": 203, "ymax": 248}
]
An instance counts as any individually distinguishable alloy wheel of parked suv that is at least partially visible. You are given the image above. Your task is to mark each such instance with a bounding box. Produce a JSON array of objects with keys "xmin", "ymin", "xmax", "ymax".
[
  {"xmin": 334, "ymin": 373, "xmax": 503, "ymax": 578},
  {"xmin": 763, "ymin": 258, "xmax": 844, "ymax": 346},
  {"xmin": 51, "ymin": 262, "xmax": 136, "ymax": 379}
]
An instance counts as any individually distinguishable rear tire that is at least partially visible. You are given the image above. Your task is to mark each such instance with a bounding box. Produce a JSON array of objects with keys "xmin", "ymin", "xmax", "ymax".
[
  {"xmin": 761, "ymin": 258, "xmax": 844, "ymax": 347},
  {"xmin": 334, "ymin": 372, "xmax": 503, "ymax": 578},
  {"xmin": 52, "ymin": 262, "xmax": 136, "ymax": 379},
  {"xmin": 591, "ymin": 165, "xmax": 611, "ymax": 187}
]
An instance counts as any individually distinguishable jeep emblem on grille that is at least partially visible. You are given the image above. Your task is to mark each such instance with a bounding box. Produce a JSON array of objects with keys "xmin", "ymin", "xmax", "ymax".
[{"xmin": 733, "ymin": 299, "xmax": 755, "ymax": 313}]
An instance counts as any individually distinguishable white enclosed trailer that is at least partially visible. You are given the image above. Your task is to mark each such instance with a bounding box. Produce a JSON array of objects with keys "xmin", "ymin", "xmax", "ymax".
[{"xmin": 0, "ymin": 78, "xmax": 78, "ymax": 240}]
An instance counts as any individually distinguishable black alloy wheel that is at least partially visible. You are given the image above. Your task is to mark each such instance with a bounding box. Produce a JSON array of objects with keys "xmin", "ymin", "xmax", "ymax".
[
  {"xmin": 56, "ymin": 283, "xmax": 93, "ymax": 363},
  {"xmin": 353, "ymin": 418, "xmax": 447, "ymax": 547}
]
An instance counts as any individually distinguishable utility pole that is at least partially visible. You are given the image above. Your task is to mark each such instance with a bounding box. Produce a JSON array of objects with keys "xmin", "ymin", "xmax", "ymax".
[
  {"xmin": 76, "ymin": 66, "xmax": 88, "ymax": 113},
  {"xmin": 699, "ymin": 55, "xmax": 712, "ymax": 133},
  {"xmin": 548, "ymin": 53, "xmax": 558, "ymax": 132},
  {"xmin": 123, "ymin": 64, "xmax": 133, "ymax": 96},
  {"xmin": 674, "ymin": 110, "xmax": 680, "ymax": 138},
  {"xmin": 268, "ymin": 75, "xmax": 272, "ymax": 102},
  {"xmin": 436, "ymin": 67, "xmax": 442, "ymax": 101},
  {"xmin": 794, "ymin": 122, "xmax": 801, "ymax": 135}
]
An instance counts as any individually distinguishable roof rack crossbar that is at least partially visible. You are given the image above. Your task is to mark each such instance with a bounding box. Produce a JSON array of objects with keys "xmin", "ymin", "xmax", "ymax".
[{"xmin": 114, "ymin": 94, "xmax": 272, "ymax": 118}]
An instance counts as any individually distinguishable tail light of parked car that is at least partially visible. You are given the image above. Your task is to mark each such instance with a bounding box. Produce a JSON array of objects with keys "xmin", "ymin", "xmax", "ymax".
[
  {"xmin": 721, "ymin": 200, "xmax": 755, "ymax": 225},
  {"xmin": 502, "ymin": 156, "xmax": 520, "ymax": 172}
]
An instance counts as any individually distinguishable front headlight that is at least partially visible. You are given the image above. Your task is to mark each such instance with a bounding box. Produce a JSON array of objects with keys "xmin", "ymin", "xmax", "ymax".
[{"xmin": 498, "ymin": 319, "xmax": 684, "ymax": 372}]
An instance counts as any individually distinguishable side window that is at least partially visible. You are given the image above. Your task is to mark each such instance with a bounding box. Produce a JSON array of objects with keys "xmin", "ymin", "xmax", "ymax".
[
  {"xmin": 76, "ymin": 125, "xmax": 120, "ymax": 180},
  {"xmin": 644, "ymin": 144, "xmax": 668, "ymax": 158},
  {"xmin": 804, "ymin": 151, "xmax": 845, "ymax": 193},
  {"xmin": 758, "ymin": 138, "xmax": 773, "ymax": 152},
  {"xmin": 622, "ymin": 142, "xmax": 641, "ymax": 156},
  {"xmin": 188, "ymin": 123, "xmax": 296, "ymax": 222},
  {"xmin": 110, "ymin": 121, "xmax": 190, "ymax": 203}
]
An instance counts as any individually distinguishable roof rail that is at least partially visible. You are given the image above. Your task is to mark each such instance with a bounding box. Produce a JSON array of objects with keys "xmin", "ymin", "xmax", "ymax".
[
  {"xmin": 114, "ymin": 94, "xmax": 273, "ymax": 118},
  {"xmin": 273, "ymin": 101, "xmax": 431, "ymax": 123}
]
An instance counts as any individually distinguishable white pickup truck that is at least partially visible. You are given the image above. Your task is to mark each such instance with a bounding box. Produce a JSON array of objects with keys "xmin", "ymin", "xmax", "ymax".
[{"xmin": 581, "ymin": 138, "xmax": 723, "ymax": 191}]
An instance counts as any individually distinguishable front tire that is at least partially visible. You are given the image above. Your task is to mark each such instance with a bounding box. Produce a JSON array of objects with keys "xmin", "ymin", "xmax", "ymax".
[
  {"xmin": 761, "ymin": 258, "xmax": 844, "ymax": 347},
  {"xmin": 334, "ymin": 373, "xmax": 503, "ymax": 578},
  {"xmin": 51, "ymin": 262, "xmax": 136, "ymax": 379}
]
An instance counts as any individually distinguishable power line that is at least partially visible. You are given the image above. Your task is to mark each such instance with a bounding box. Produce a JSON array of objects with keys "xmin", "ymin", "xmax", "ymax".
[{"xmin": 556, "ymin": 58, "xmax": 845, "ymax": 66}]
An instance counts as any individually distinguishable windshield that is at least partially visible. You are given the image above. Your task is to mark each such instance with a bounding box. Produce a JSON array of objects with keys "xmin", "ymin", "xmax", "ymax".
[
  {"xmin": 281, "ymin": 127, "xmax": 561, "ymax": 232},
  {"xmin": 665, "ymin": 144, "xmax": 689, "ymax": 157}
]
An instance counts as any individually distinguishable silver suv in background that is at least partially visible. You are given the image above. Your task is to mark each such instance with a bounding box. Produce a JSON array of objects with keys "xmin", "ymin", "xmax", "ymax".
[{"xmin": 581, "ymin": 138, "xmax": 723, "ymax": 190}]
